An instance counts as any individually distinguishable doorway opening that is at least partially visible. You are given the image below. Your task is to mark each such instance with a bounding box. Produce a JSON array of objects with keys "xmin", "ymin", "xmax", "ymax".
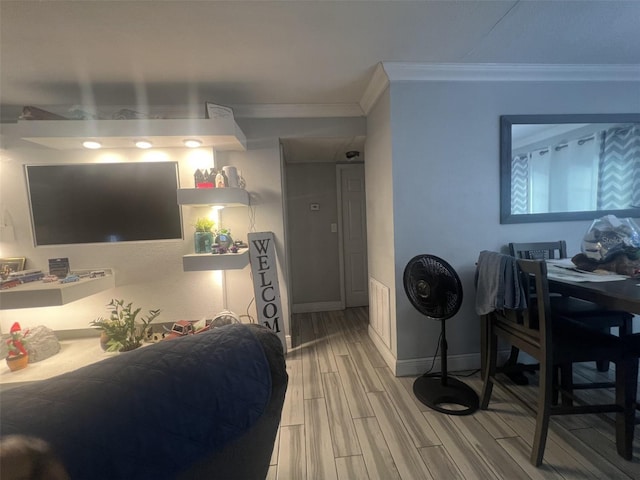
[{"xmin": 281, "ymin": 136, "xmax": 368, "ymax": 343}]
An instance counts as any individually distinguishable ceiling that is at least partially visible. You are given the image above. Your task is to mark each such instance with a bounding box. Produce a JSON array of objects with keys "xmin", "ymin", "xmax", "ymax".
[{"xmin": 1, "ymin": 0, "xmax": 639, "ymax": 161}]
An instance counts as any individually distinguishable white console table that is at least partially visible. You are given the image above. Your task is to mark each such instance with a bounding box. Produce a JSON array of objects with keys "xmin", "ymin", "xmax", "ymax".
[{"xmin": 0, "ymin": 337, "xmax": 111, "ymax": 389}]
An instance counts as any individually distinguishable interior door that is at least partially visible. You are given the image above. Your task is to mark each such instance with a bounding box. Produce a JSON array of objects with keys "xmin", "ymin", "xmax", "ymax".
[{"xmin": 340, "ymin": 164, "xmax": 368, "ymax": 307}]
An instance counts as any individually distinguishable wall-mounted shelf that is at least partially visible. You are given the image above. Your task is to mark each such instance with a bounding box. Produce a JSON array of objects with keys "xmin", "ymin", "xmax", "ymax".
[
  {"xmin": 16, "ymin": 118, "xmax": 247, "ymax": 150},
  {"xmin": 177, "ymin": 188, "xmax": 249, "ymax": 207},
  {"xmin": 182, "ymin": 249, "xmax": 249, "ymax": 271},
  {"xmin": 179, "ymin": 189, "xmax": 250, "ymax": 272},
  {"xmin": 0, "ymin": 270, "xmax": 115, "ymax": 310}
]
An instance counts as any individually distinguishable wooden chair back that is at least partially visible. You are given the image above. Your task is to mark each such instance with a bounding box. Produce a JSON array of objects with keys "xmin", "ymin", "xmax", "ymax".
[
  {"xmin": 490, "ymin": 259, "xmax": 552, "ymax": 362},
  {"xmin": 509, "ymin": 241, "xmax": 567, "ymax": 260}
]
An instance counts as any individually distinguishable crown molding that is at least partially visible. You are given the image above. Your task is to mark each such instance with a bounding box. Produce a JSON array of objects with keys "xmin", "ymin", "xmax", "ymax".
[
  {"xmin": 360, "ymin": 62, "xmax": 640, "ymax": 115},
  {"xmin": 359, "ymin": 62, "xmax": 391, "ymax": 115},
  {"xmin": 381, "ymin": 62, "xmax": 640, "ymax": 82}
]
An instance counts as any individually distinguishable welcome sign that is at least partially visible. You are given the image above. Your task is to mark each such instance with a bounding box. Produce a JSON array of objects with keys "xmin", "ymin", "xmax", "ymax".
[{"xmin": 248, "ymin": 232, "xmax": 286, "ymax": 351}]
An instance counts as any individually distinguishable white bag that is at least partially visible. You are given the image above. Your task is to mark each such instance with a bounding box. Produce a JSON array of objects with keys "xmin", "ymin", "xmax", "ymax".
[{"xmin": 581, "ymin": 214, "xmax": 640, "ymax": 262}]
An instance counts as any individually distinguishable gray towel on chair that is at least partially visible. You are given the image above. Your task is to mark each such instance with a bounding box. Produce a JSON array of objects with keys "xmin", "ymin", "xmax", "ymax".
[{"xmin": 475, "ymin": 250, "xmax": 527, "ymax": 315}]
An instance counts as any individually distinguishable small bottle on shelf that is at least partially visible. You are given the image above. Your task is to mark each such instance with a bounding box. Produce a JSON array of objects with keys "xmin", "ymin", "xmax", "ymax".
[{"xmin": 215, "ymin": 171, "xmax": 225, "ymax": 188}]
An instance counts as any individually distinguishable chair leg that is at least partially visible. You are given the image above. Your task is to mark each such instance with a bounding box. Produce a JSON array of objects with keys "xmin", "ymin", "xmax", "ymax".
[
  {"xmin": 504, "ymin": 345, "xmax": 530, "ymax": 385},
  {"xmin": 615, "ymin": 357, "xmax": 638, "ymax": 460},
  {"xmin": 620, "ymin": 317, "xmax": 634, "ymax": 337},
  {"xmin": 596, "ymin": 328, "xmax": 612, "ymax": 372},
  {"xmin": 599, "ymin": 319, "xmax": 633, "ymax": 372},
  {"xmin": 480, "ymin": 320, "xmax": 497, "ymax": 410},
  {"xmin": 531, "ymin": 360, "xmax": 553, "ymax": 466},
  {"xmin": 559, "ymin": 363, "xmax": 573, "ymax": 407},
  {"xmin": 480, "ymin": 314, "xmax": 488, "ymax": 377},
  {"xmin": 506, "ymin": 345, "xmax": 519, "ymax": 365}
]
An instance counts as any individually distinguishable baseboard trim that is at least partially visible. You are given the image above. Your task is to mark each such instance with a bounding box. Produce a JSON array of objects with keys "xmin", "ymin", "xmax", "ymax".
[
  {"xmin": 291, "ymin": 301, "xmax": 345, "ymax": 314},
  {"xmin": 367, "ymin": 325, "xmax": 397, "ymax": 371},
  {"xmin": 365, "ymin": 324, "xmax": 511, "ymax": 377},
  {"xmin": 395, "ymin": 350, "xmax": 512, "ymax": 377},
  {"xmin": 395, "ymin": 353, "xmax": 481, "ymax": 377}
]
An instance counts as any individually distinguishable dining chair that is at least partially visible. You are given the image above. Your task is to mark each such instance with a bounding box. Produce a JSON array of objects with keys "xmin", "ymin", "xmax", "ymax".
[
  {"xmin": 621, "ymin": 333, "xmax": 640, "ymax": 409},
  {"xmin": 509, "ymin": 241, "xmax": 634, "ymax": 372},
  {"xmin": 480, "ymin": 258, "xmax": 637, "ymax": 467}
]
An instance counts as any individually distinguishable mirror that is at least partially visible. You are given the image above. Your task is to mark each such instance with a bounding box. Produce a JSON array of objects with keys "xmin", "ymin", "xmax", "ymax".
[{"xmin": 500, "ymin": 114, "xmax": 640, "ymax": 223}]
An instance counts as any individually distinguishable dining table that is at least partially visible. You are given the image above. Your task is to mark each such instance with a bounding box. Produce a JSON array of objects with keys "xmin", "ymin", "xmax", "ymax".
[{"xmin": 546, "ymin": 261, "xmax": 640, "ymax": 315}]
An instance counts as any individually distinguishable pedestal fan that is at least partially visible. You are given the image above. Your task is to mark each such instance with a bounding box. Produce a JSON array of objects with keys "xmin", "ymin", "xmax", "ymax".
[{"xmin": 403, "ymin": 254, "xmax": 479, "ymax": 415}]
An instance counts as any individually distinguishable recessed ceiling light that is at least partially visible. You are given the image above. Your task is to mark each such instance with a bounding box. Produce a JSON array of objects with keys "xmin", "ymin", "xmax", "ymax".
[
  {"xmin": 183, "ymin": 139, "xmax": 202, "ymax": 148},
  {"xmin": 82, "ymin": 140, "xmax": 102, "ymax": 150},
  {"xmin": 135, "ymin": 140, "xmax": 153, "ymax": 149}
]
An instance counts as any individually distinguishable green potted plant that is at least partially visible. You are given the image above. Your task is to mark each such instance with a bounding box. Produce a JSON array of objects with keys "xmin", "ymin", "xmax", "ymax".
[
  {"xmin": 90, "ymin": 299, "xmax": 161, "ymax": 352},
  {"xmin": 6, "ymin": 322, "xmax": 29, "ymax": 371},
  {"xmin": 194, "ymin": 217, "xmax": 216, "ymax": 253}
]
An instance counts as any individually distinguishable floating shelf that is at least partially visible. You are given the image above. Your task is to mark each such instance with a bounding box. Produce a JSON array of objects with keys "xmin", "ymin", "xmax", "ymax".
[
  {"xmin": 182, "ymin": 249, "xmax": 249, "ymax": 271},
  {"xmin": 16, "ymin": 118, "xmax": 247, "ymax": 150},
  {"xmin": 177, "ymin": 188, "xmax": 249, "ymax": 207},
  {"xmin": 0, "ymin": 270, "xmax": 115, "ymax": 310}
]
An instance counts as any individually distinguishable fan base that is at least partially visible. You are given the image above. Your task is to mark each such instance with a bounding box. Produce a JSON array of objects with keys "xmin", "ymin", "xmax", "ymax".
[{"xmin": 413, "ymin": 374, "xmax": 479, "ymax": 416}]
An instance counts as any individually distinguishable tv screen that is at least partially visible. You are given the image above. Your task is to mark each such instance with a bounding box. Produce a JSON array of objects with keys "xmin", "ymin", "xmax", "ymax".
[{"xmin": 26, "ymin": 162, "xmax": 183, "ymax": 246}]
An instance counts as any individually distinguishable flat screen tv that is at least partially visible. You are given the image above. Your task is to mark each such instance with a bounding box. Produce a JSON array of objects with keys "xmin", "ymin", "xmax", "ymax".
[{"xmin": 26, "ymin": 162, "xmax": 183, "ymax": 246}]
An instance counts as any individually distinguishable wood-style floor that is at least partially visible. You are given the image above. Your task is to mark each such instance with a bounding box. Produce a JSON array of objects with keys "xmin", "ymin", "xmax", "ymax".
[{"xmin": 267, "ymin": 307, "xmax": 640, "ymax": 480}]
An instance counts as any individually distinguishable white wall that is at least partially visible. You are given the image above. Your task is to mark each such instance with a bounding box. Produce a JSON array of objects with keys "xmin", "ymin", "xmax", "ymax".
[
  {"xmin": 0, "ymin": 116, "xmax": 365, "ymax": 342},
  {"xmin": 0, "ymin": 132, "xmax": 229, "ymax": 333},
  {"xmin": 364, "ymin": 87, "xmax": 397, "ymax": 358},
  {"xmin": 385, "ymin": 79, "xmax": 640, "ymax": 368},
  {"xmin": 222, "ymin": 140, "xmax": 288, "ymax": 332},
  {"xmin": 286, "ymin": 163, "xmax": 341, "ymax": 306}
]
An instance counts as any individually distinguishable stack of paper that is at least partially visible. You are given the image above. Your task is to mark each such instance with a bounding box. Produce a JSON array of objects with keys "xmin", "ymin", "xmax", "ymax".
[{"xmin": 546, "ymin": 259, "xmax": 628, "ymax": 282}]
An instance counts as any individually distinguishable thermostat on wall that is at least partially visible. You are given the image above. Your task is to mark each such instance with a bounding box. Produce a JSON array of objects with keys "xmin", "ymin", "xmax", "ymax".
[{"xmin": 310, "ymin": 203, "xmax": 320, "ymax": 211}]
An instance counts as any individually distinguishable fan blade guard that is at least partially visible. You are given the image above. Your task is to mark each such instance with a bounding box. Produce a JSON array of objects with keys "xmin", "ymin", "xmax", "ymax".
[{"xmin": 403, "ymin": 254, "xmax": 463, "ymax": 320}]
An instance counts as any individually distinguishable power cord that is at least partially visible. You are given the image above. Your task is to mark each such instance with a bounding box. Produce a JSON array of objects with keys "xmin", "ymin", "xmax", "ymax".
[
  {"xmin": 239, "ymin": 296, "xmax": 256, "ymax": 324},
  {"xmin": 421, "ymin": 330, "xmax": 480, "ymax": 378},
  {"xmin": 422, "ymin": 330, "xmax": 443, "ymax": 376},
  {"xmin": 238, "ymin": 269, "xmax": 256, "ymax": 324},
  {"xmin": 247, "ymin": 195, "xmax": 257, "ymax": 233}
]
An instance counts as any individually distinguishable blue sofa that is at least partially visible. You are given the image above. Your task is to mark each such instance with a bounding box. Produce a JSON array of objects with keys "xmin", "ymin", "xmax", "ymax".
[{"xmin": 0, "ymin": 323, "xmax": 287, "ymax": 480}]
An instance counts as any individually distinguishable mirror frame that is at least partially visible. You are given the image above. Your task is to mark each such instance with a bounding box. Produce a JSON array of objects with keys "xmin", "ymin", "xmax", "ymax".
[{"xmin": 500, "ymin": 113, "xmax": 640, "ymax": 224}]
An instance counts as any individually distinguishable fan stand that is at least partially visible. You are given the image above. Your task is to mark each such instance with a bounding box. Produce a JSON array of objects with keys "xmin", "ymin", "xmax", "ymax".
[{"xmin": 413, "ymin": 319, "xmax": 479, "ymax": 416}]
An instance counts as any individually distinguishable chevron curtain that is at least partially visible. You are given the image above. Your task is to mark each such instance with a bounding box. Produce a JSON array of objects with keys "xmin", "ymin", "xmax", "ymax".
[
  {"xmin": 511, "ymin": 153, "xmax": 529, "ymax": 214},
  {"xmin": 597, "ymin": 125, "xmax": 640, "ymax": 209}
]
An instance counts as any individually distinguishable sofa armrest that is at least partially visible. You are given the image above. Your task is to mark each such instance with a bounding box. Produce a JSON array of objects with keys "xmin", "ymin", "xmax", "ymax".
[{"xmin": 179, "ymin": 324, "xmax": 288, "ymax": 480}]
